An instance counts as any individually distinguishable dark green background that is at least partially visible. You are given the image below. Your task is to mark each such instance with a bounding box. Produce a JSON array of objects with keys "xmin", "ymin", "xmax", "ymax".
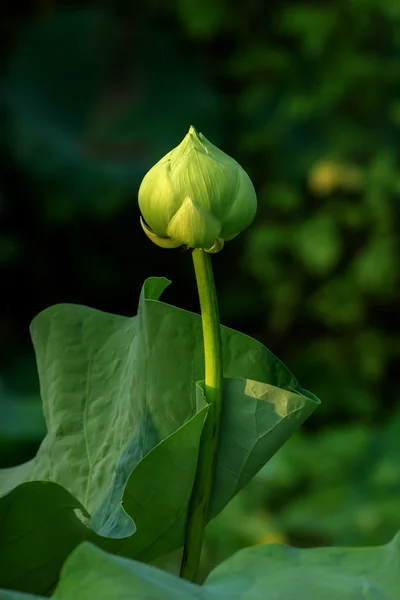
[{"xmin": 1, "ymin": 0, "xmax": 399, "ymax": 575}]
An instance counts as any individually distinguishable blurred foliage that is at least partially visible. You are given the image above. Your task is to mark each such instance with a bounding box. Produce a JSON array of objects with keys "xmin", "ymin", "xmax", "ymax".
[{"xmin": 1, "ymin": 0, "xmax": 400, "ymax": 578}]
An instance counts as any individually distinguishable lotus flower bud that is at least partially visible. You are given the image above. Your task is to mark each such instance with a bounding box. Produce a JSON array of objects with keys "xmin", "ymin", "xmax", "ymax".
[{"xmin": 138, "ymin": 126, "xmax": 257, "ymax": 253}]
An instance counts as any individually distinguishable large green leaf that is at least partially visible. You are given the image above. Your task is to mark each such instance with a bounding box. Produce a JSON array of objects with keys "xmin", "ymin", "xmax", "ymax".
[
  {"xmin": 2, "ymin": 536, "xmax": 400, "ymax": 600},
  {"xmin": 206, "ymin": 534, "xmax": 400, "ymax": 598},
  {"xmin": 0, "ymin": 278, "xmax": 318, "ymax": 594}
]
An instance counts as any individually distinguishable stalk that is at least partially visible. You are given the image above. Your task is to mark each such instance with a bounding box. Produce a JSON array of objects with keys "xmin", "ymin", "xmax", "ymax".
[{"xmin": 180, "ymin": 248, "xmax": 223, "ymax": 582}]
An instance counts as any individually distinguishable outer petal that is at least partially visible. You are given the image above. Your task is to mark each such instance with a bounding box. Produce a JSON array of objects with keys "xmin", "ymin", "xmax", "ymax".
[
  {"xmin": 205, "ymin": 237, "xmax": 225, "ymax": 253},
  {"xmin": 140, "ymin": 217, "xmax": 182, "ymax": 249},
  {"xmin": 171, "ymin": 149, "xmax": 238, "ymax": 221},
  {"xmin": 198, "ymin": 131, "xmax": 241, "ymax": 167},
  {"xmin": 166, "ymin": 197, "xmax": 222, "ymax": 249},
  {"xmin": 220, "ymin": 166, "xmax": 257, "ymax": 240},
  {"xmin": 138, "ymin": 162, "xmax": 182, "ymax": 237}
]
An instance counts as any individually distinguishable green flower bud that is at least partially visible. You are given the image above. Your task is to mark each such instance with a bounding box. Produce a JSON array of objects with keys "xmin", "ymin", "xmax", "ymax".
[{"xmin": 138, "ymin": 126, "xmax": 257, "ymax": 253}]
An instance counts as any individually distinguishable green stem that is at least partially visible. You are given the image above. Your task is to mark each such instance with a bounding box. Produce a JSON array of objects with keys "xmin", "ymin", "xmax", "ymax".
[{"xmin": 180, "ymin": 249, "xmax": 223, "ymax": 582}]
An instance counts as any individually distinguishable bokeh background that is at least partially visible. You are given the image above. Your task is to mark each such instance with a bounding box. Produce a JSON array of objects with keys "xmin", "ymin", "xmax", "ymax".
[{"xmin": 1, "ymin": 0, "xmax": 400, "ymax": 578}]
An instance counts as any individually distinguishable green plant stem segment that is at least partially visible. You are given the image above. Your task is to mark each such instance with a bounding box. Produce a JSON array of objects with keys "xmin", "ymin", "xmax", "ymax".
[{"xmin": 180, "ymin": 249, "xmax": 224, "ymax": 582}]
